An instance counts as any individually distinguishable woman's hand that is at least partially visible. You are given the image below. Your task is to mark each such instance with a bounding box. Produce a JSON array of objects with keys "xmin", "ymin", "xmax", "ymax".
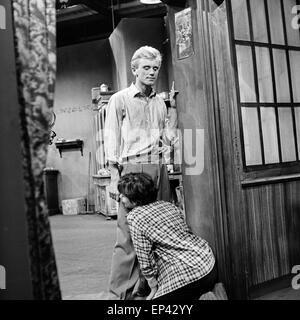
[{"xmin": 146, "ymin": 286, "xmax": 158, "ymax": 300}]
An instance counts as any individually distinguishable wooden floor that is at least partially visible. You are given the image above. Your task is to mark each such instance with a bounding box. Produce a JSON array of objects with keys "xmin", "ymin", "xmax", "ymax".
[
  {"xmin": 49, "ymin": 213, "xmax": 116, "ymax": 300},
  {"xmin": 254, "ymin": 287, "xmax": 300, "ymax": 300},
  {"xmin": 49, "ymin": 213, "xmax": 300, "ymax": 300}
]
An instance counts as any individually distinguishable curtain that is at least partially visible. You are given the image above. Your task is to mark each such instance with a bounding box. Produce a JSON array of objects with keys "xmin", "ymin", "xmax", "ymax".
[{"xmin": 12, "ymin": 0, "xmax": 61, "ymax": 299}]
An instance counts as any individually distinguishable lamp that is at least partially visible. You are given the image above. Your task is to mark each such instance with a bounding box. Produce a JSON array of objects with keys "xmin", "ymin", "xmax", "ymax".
[{"xmin": 140, "ymin": 0, "xmax": 162, "ymax": 4}]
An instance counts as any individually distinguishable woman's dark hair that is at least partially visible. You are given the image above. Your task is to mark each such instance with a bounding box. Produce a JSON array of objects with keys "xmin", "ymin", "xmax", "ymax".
[{"xmin": 118, "ymin": 172, "xmax": 158, "ymax": 206}]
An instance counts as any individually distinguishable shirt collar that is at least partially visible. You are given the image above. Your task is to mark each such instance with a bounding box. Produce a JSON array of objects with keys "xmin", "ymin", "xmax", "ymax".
[{"xmin": 129, "ymin": 83, "xmax": 157, "ymax": 98}]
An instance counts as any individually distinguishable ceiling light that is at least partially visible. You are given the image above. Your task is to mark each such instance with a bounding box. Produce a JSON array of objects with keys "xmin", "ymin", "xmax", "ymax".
[{"xmin": 140, "ymin": 0, "xmax": 162, "ymax": 4}]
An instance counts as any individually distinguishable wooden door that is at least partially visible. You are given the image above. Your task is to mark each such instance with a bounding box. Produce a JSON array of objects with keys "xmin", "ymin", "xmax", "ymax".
[
  {"xmin": 208, "ymin": 0, "xmax": 300, "ymax": 298},
  {"xmin": 167, "ymin": 0, "xmax": 300, "ymax": 299}
]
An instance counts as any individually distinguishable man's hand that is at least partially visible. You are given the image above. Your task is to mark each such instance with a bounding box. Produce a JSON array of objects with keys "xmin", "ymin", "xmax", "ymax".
[
  {"xmin": 169, "ymin": 81, "xmax": 178, "ymax": 108},
  {"xmin": 107, "ymin": 161, "xmax": 121, "ymax": 200},
  {"xmin": 146, "ymin": 286, "xmax": 158, "ymax": 300}
]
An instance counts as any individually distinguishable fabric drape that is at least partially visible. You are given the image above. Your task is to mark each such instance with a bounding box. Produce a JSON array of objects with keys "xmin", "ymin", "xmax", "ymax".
[{"xmin": 12, "ymin": 0, "xmax": 61, "ymax": 299}]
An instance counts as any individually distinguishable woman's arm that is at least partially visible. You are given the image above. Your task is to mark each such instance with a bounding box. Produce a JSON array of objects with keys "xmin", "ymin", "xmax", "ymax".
[{"xmin": 127, "ymin": 213, "xmax": 158, "ymax": 293}]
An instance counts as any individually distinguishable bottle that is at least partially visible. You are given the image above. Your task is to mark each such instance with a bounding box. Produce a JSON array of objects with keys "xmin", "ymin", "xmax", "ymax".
[{"xmin": 100, "ymin": 83, "xmax": 109, "ymax": 92}]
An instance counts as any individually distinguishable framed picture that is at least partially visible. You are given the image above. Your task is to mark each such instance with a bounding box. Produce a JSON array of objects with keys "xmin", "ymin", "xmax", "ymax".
[{"xmin": 175, "ymin": 7, "xmax": 194, "ymax": 60}]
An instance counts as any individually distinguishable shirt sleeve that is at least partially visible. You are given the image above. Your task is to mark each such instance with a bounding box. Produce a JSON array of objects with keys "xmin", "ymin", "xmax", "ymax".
[
  {"xmin": 127, "ymin": 212, "xmax": 158, "ymax": 287},
  {"xmin": 104, "ymin": 93, "xmax": 124, "ymax": 163}
]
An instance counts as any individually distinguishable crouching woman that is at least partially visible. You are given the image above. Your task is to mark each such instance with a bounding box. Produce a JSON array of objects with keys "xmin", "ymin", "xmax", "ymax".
[{"xmin": 118, "ymin": 172, "xmax": 217, "ymax": 300}]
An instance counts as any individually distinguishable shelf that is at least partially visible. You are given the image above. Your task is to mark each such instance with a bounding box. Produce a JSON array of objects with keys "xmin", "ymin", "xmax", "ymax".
[
  {"xmin": 55, "ymin": 139, "xmax": 83, "ymax": 158},
  {"xmin": 92, "ymin": 91, "xmax": 115, "ymax": 110}
]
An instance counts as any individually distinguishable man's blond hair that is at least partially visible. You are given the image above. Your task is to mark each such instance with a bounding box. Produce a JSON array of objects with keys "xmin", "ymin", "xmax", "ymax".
[{"xmin": 131, "ymin": 46, "xmax": 162, "ymax": 70}]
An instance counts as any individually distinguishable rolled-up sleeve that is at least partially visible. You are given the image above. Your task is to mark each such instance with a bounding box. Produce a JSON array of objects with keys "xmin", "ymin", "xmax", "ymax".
[
  {"xmin": 104, "ymin": 94, "xmax": 124, "ymax": 163},
  {"xmin": 127, "ymin": 213, "xmax": 158, "ymax": 287}
]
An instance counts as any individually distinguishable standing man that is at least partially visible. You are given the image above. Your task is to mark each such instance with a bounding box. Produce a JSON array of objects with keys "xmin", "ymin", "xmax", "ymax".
[{"xmin": 104, "ymin": 46, "xmax": 178, "ymax": 300}]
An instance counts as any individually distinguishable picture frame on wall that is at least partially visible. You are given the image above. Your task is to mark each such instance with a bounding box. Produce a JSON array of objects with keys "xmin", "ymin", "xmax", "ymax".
[{"xmin": 175, "ymin": 7, "xmax": 194, "ymax": 60}]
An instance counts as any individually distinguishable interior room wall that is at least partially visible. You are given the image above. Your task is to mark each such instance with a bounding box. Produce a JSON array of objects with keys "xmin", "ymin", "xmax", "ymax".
[
  {"xmin": 108, "ymin": 17, "xmax": 180, "ymax": 166},
  {"xmin": 46, "ymin": 39, "xmax": 113, "ymax": 208},
  {"xmin": 109, "ymin": 18, "xmax": 170, "ymax": 92}
]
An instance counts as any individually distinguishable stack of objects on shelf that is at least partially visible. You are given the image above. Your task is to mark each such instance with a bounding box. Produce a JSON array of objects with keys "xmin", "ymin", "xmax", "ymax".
[{"xmin": 92, "ymin": 85, "xmax": 118, "ymax": 219}]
